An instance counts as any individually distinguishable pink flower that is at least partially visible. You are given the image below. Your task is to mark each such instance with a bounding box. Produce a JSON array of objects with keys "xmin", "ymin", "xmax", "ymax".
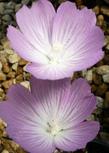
[
  {"xmin": 7, "ymin": 0, "xmax": 104, "ymax": 80},
  {"xmin": 0, "ymin": 77, "xmax": 99, "ymax": 153}
]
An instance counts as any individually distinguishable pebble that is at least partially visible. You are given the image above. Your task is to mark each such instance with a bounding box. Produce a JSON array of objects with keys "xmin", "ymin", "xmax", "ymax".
[
  {"xmin": 97, "ymin": 14, "xmax": 104, "ymax": 27},
  {"xmin": 0, "ymin": 2, "xmax": 5, "ymax": 14},
  {"xmin": 16, "ymin": 74, "xmax": 23, "ymax": 83},
  {"xmin": 2, "ymin": 14, "xmax": 12, "ymax": 22},
  {"xmin": 103, "ymin": 73, "xmax": 109, "ymax": 83},
  {"xmin": 96, "ymin": 83, "xmax": 108, "ymax": 96},
  {"xmin": 0, "ymin": 72, "xmax": 6, "ymax": 81},
  {"xmin": 20, "ymin": 81, "xmax": 30, "ymax": 89},
  {"xmin": 1, "ymin": 150, "xmax": 9, "ymax": 153},
  {"xmin": 2, "ymin": 63, "xmax": 10, "ymax": 74},
  {"xmin": 92, "ymin": 73, "xmax": 102, "ymax": 85},
  {"xmin": 104, "ymin": 91, "xmax": 109, "ymax": 108},
  {"xmin": 96, "ymin": 65, "xmax": 109, "ymax": 75},
  {"xmin": 101, "ymin": 6, "xmax": 109, "ymax": 16},
  {"xmin": 104, "ymin": 35, "xmax": 109, "ymax": 46},
  {"xmin": 2, "ymin": 80, "xmax": 13, "ymax": 89},
  {"xmin": 8, "ymin": 54, "xmax": 20, "ymax": 64},
  {"xmin": 7, "ymin": 71, "xmax": 16, "ymax": 79},
  {"xmin": 5, "ymin": 49, "xmax": 14, "ymax": 55},
  {"xmin": 96, "ymin": 96, "xmax": 104, "ymax": 108},
  {"xmin": 0, "ymin": 61, "xmax": 2, "ymax": 71},
  {"xmin": 18, "ymin": 59, "xmax": 27, "ymax": 66},
  {"xmin": 93, "ymin": 6, "xmax": 99, "ymax": 15},
  {"xmin": 85, "ymin": 70, "xmax": 93, "ymax": 83},
  {"xmin": 12, "ymin": 63, "xmax": 18, "ymax": 71}
]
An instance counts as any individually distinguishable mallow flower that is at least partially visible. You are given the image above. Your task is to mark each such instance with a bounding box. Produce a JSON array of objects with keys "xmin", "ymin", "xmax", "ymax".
[
  {"xmin": 0, "ymin": 77, "xmax": 99, "ymax": 153},
  {"xmin": 7, "ymin": 0, "xmax": 104, "ymax": 80}
]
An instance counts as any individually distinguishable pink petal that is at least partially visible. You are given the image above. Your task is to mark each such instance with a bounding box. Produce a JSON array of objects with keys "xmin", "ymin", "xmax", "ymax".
[
  {"xmin": 7, "ymin": 26, "xmax": 49, "ymax": 64},
  {"xmin": 26, "ymin": 62, "xmax": 73, "ymax": 80},
  {"xmin": 0, "ymin": 84, "xmax": 55, "ymax": 153},
  {"xmin": 55, "ymin": 121, "xmax": 100, "ymax": 152},
  {"xmin": 30, "ymin": 77, "xmax": 96, "ymax": 126},
  {"xmin": 52, "ymin": 1, "xmax": 104, "ymax": 71},
  {"xmin": 16, "ymin": 0, "xmax": 55, "ymax": 54}
]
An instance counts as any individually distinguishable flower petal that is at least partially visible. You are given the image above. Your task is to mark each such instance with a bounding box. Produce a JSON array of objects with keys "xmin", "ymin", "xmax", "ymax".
[
  {"xmin": 16, "ymin": 0, "xmax": 55, "ymax": 54},
  {"xmin": 55, "ymin": 121, "xmax": 100, "ymax": 152},
  {"xmin": 52, "ymin": 1, "xmax": 96, "ymax": 45},
  {"xmin": 26, "ymin": 62, "xmax": 73, "ymax": 80},
  {"xmin": 52, "ymin": 1, "xmax": 104, "ymax": 71},
  {"xmin": 7, "ymin": 26, "xmax": 49, "ymax": 64},
  {"xmin": 0, "ymin": 84, "xmax": 55, "ymax": 153},
  {"xmin": 30, "ymin": 77, "xmax": 96, "ymax": 127}
]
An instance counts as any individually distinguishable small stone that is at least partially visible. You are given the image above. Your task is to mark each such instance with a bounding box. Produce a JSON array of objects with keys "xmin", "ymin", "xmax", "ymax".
[
  {"xmin": 97, "ymin": 14, "xmax": 104, "ymax": 26},
  {"xmin": 0, "ymin": 61, "xmax": 2, "ymax": 71},
  {"xmin": 104, "ymin": 91, "xmax": 109, "ymax": 108},
  {"xmin": 21, "ymin": 0, "xmax": 30, "ymax": 5},
  {"xmin": 96, "ymin": 83, "xmax": 108, "ymax": 96},
  {"xmin": 100, "ymin": 132, "xmax": 109, "ymax": 143},
  {"xmin": 2, "ymin": 14, "xmax": 12, "ymax": 22},
  {"xmin": 85, "ymin": 70, "xmax": 93, "ymax": 83},
  {"xmin": 96, "ymin": 96, "xmax": 104, "ymax": 108},
  {"xmin": 2, "ymin": 80, "xmax": 13, "ymax": 89},
  {"xmin": 96, "ymin": 65, "xmax": 109, "ymax": 75},
  {"xmin": 16, "ymin": 74, "xmax": 23, "ymax": 83},
  {"xmin": 106, "ymin": 44, "xmax": 109, "ymax": 50},
  {"xmin": 104, "ymin": 35, "xmax": 109, "ymax": 46},
  {"xmin": 104, "ymin": 0, "xmax": 109, "ymax": 4},
  {"xmin": 0, "ymin": 72, "xmax": 6, "ymax": 81},
  {"xmin": 7, "ymin": 71, "xmax": 16, "ymax": 79},
  {"xmin": 1, "ymin": 150, "xmax": 9, "ymax": 153},
  {"xmin": 20, "ymin": 81, "xmax": 30, "ymax": 89},
  {"xmin": 2, "ymin": 63, "xmax": 10, "ymax": 73},
  {"xmin": 101, "ymin": 6, "xmax": 109, "ymax": 16},
  {"xmin": 0, "ymin": 2, "xmax": 5, "ymax": 14},
  {"xmin": 8, "ymin": 53, "xmax": 20, "ymax": 64},
  {"xmin": 93, "ymin": 6, "xmax": 99, "ymax": 15},
  {"xmin": 19, "ymin": 58, "xmax": 28, "ymax": 66},
  {"xmin": 92, "ymin": 73, "xmax": 102, "ymax": 85},
  {"xmin": 15, "ymin": 4, "xmax": 22, "ymax": 12},
  {"xmin": 103, "ymin": 73, "xmax": 109, "ymax": 83},
  {"xmin": 6, "ymin": 1, "xmax": 16, "ymax": 10},
  {"xmin": 91, "ymin": 84, "xmax": 97, "ymax": 93},
  {"xmin": 12, "ymin": 63, "xmax": 18, "ymax": 71},
  {"xmin": 5, "ymin": 49, "xmax": 14, "ymax": 55},
  {"xmin": 16, "ymin": 66, "xmax": 23, "ymax": 75}
]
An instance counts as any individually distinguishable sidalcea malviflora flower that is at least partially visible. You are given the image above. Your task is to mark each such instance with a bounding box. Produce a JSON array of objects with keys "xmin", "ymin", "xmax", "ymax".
[
  {"xmin": 7, "ymin": 0, "xmax": 104, "ymax": 80},
  {"xmin": 0, "ymin": 77, "xmax": 99, "ymax": 153}
]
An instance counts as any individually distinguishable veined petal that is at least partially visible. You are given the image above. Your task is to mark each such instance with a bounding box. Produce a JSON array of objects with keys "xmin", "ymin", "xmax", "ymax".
[
  {"xmin": 0, "ymin": 84, "xmax": 55, "ymax": 153},
  {"xmin": 55, "ymin": 121, "xmax": 100, "ymax": 152},
  {"xmin": 7, "ymin": 26, "xmax": 49, "ymax": 64},
  {"xmin": 26, "ymin": 62, "xmax": 73, "ymax": 80},
  {"xmin": 16, "ymin": 0, "xmax": 55, "ymax": 54}
]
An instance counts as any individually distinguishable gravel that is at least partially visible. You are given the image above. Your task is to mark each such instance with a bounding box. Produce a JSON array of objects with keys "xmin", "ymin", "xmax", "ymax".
[{"xmin": 0, "ymin": 0, "xmax": 109, "ymax": 153}]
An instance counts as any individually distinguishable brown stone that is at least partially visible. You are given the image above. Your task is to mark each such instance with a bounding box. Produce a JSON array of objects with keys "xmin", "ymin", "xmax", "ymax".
[
  {"xmin": 96, "ymin": 83, "xmax": 108, "ymax": 96},
  {"xmin": 104, "ymin": 91, "xmax": 109, "ymax": 108},
  {"xmin": 18, "ymin": 59, "xmax": 28, "ymax": 66},
  {"xmin": 92, "ymin": 73, "xmax": 102, "ymax": 85},
  {"xmin": 91, "ymin": 84, "xmax": 97, "ymax": 93},
  {"xmin": 16, "ymin": 74, "xmax": 23, "ymax": 83},
  {"xmin": 97, "ymin": 14, "xmax": 104, "ymax": 27},
  {"xmin": 2, "ymin": 80, "xmax": 13, "ymax": 89},
  {"xmin": 7, "ymin": 71, "xmax": 16, "ymax": 79},
  {"xmin": 93, "ymin": 6, "xmax": 100, "ymax": 15},
  {"xmin": 2, "ymin": 63, "xmax": 10, "ymax": 73},
  {"xmin": 0, "ymin": 72, "xmax": 6, "ymax": 81},
  {"xmin": 101, "ymin": 6, "xmax": 109, "ymax": 16}
]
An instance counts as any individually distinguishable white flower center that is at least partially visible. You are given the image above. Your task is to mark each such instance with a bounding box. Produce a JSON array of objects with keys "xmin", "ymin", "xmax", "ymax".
[
  {"xmin": 46, "ymin": 120, "xmax": 63, "ymax": 136},
  {"xmin": 48, "ymin": 43, "xmax": 63, "ymax": 66}
]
